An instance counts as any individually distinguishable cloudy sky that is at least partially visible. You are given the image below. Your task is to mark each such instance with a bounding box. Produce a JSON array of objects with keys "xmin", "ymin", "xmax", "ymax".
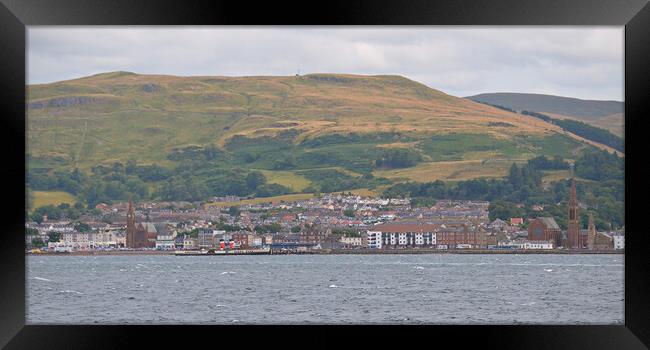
[{"xmin": 28, "ymin": 26, "xmax": 623, "ymax": 101}]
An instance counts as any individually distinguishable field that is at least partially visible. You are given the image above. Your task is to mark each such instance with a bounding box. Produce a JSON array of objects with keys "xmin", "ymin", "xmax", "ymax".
[
  {"xmin": 348, "ymin": 187, "xmax": 388, "ymax": 197},
  {"xmin": 374, "ymin": 159, "xmax": 527, "ymax": 182},
  {"xmin": 256, "ymin": 169, "xmax": 311, "ymax": 192},
  {"xmin": 31, "ymin": 191, "xmax": 76, "ymax": 209}
]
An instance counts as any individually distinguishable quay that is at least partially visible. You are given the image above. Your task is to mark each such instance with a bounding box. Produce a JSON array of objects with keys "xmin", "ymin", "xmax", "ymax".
[{"xmin": 27, "ymin": 248, "xmax": 623, "ymax": 256}]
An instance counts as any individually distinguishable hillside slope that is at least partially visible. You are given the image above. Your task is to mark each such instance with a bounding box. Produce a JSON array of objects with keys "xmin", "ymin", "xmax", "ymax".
[
  {"xmin": 465, "ymin": 92, "xmax": 624, "ymax": 136},
  {"xmin": 27, "ymin": 72, "xmax": 604, "ymax": 191}
]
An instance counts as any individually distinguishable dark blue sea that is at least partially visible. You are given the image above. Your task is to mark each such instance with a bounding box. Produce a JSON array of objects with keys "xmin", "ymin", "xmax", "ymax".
[{"xmin": 26, "ymin": 254, "xmax": 624, "ymax": 324}]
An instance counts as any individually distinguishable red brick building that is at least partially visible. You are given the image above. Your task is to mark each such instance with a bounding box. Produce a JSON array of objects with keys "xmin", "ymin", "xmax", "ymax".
[
  {"xmin": 126, "ymin": 199, "xmax": 150, "ymax": 248},
  {"xmin": 436, "ymin": 226, "xmax": 487, "ymax": 248},
  {"xmin": 527, "ymin": 217, "xmax": 562, "ymax": 247},
  {"xmin": 299, "ymin": 227, "xmax": 330, "ymax": 245},
  {"xmin": 231, "ymin": 233, "xmax": 251, "ymax": 248},
  {"xmin": 567, "ymin": 179, "xmax": 584, "ymax": 249}
]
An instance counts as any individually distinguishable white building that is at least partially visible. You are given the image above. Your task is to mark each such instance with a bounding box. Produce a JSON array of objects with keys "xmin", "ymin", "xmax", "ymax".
[
  {"xmin": 366, "ymin": 224, "xmax": 437, "ymax": 249},
  {"xmin": 60, "ymin": 232, "xmax": 91, "ymax": 251},
  {"xmin": 613, "ymin": 235, "xmax": 625, "ymax": 250},
  {"xmin": 249, "ymin": 236, "xmax": 263, "ymax": 247},
  {"xmin": 340, "ymin": 236, "xmax": 362, "ymax": 247},
  {"xmin": 183, "ymin": 236, "xmax": 198, "ymax": 250},
  {"xmin": 89, "ymin": 230, "xmax": 122, "ymax": 249},
  {"xmin": 366, "ymin": 231, "xmax": 382, "ymax": 249},
  {"xmin": 156, "ymin": 231, "xmax": 176, "ymax": 250}
]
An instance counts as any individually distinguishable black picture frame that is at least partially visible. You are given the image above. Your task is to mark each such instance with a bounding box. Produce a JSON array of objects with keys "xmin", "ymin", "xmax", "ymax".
[{"xmin": 1, "ymin": 0, "xmax": 649, "ymax": 348}]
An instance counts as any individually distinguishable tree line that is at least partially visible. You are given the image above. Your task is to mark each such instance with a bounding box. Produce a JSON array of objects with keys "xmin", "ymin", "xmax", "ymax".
[{"xmin": 383, "ymin": 151, "xmax": 623, "ymax": 230}]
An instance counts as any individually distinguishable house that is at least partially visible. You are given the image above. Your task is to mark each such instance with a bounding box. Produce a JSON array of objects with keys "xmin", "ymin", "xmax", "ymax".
[
  {"xmin": 510, "ymin": 217, "xmax": 524, "ymax": 226},
  {"xmin": 613, "ymin": 234, "xmax": 625, "ymax": 250},
  {"xmin": 197, "ymin": 228, "xmax": 216, "ymax": 248},
  {"xmin": 231, "ymin": 232, "xmax": 251, "ymax": 248},
  {"xmin": 490, "ymin": 218, "xmax": 508, "ymax": 231},
  {"xmin": 89, "ymin": 229, "xmax": 122, "ymax": 248},
  {"xmin": 155, "ymin": 225, "xmax": 176, "ymax": 250},
  {"xmin": 174, "ymin": 236, "xmax": 185, "ymax": 250},
  {"xmin": 340, "ymin": 236, "xmax": 363, "ymax": 248},
  {"xmin": 182, "ymin": 235, "xmax": 198, "ymax": 250},
  {"xmin": 298, "ymin": 227, "xmax": 330, "ymax": 245},
  {"xmin": 486, "ymin": 231, "xmax": 508, "ymax": 247},
  {"xmin": 262, "ymin": 234, "xmax": 273, "ymax": 245},
  {"xmin": 60, "ymin": 232, "xmax": 91, "ymax": 251},
  {"xmin": 249, "ymin": 236, "xmax": 263, "ymax": 247}
]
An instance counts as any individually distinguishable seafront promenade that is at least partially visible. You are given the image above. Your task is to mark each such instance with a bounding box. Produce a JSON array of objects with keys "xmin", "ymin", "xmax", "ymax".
[{"xmin": 26, "ymin": 248, "xmax": 623, "ymax": 256}]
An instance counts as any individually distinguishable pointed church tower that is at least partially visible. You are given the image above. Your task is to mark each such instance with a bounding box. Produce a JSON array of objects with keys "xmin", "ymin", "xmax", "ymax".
[
  {"xmin": 587, "ymin": 214, "xmax": 596, "ymax": 250},
  {"xmin": 126, "ymin": 197, "xmax": 136, "ymax": 248},
  {"xmin": 567, "ymin": 178, "xmax": 581, "ymax": 249}
]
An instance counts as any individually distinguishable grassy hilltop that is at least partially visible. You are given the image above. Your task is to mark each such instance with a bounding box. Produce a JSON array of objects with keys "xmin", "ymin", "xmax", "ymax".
[{"xmin": 27, "ymin": 72, "xmax": 606, "ymax": 201}]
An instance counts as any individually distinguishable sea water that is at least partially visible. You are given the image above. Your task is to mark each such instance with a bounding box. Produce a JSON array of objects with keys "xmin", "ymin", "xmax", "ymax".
[{"xmin": 26, "ymin": 254, "xmax": 624, "ymax": 324}]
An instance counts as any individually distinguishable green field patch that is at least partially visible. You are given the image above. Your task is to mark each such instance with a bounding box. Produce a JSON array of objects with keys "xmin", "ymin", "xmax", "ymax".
[
  {"xmin": 520, "ymin": 133, "xmax": 584, "ymax": 159},
  {"xmin": 31, "ymin": 191, "xmax": 77, "ymax": 210},
  {"xmin": 256, "ymin": 169, "xmax": 312, "ymax": 192},
  {"xmin": 296, "ymin": 168, "xmax": 391, "ymax": 193},
  {"xmin": 374, "ymin": 159, "xmax": 527, "ymax": 183},
  {"xmin": 418, "ymin": 133, "xmax": 522, "ymax": 162}
]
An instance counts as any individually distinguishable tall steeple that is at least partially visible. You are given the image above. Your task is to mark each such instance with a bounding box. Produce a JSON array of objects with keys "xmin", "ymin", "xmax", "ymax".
[
  {"xmin": 126, "ymin": 197, "xmax": 136, "ymax": 248},
  {"xmin": 567, "ymin": 178, "xmax": 581, "ymax": 249},
  {"xmin": 587, "ymin": 214, "xmax": 596, "ymax": 250}
]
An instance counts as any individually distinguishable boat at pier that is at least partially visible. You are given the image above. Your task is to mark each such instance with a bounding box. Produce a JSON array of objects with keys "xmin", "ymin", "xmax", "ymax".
[{"xmin": 174, "ymin": 247, "xmax": 271, "ymax": 256}]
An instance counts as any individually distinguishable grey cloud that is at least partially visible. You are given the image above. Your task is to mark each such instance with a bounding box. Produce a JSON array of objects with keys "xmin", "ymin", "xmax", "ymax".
[{"xmin": 27, "ymin": 26, "xmax": 623, "ymax": 100}]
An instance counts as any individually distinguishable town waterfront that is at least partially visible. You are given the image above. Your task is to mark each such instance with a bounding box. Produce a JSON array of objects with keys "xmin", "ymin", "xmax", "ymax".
[{"xmin": 27, "ymin": 254, "xmax": 624, "ymax": 324}]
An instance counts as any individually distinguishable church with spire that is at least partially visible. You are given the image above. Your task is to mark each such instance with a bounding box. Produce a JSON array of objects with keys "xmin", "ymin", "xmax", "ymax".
[
  {"xmin": 562, "ymin": 178, "xmax": 613, "ymax": 250},
  {"xmin": 525, "ymin": 174, "xmax": 615, "ymax": 250},
  {"xmin": 125, "ymin": 198, "xmax": 150, "ymax": 248},
  {"xmin": 566, "ymin": 178, "xmax": 584, "ymax": 249}
]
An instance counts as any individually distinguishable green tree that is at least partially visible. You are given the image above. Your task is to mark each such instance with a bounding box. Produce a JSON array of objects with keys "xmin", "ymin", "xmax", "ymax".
[
  {"xmin": 228, "ymin": 206, "xmax": 241, "ymax": 217},
  {"xmin": 47, "ymin": 231, "xmax": 61, "ymax": 243},
  {"xmin": 245, "ymin": 171, "xmax": 266, "ymax": 191},
  {"xmin": 125, "ymin": 159, "xmax": 137, "ymax": 175},
  {"xmin": 31, "ymin": 237, "xmax": 45, "ymax": 248},
  {"xmin": 74, "ymin": 222, "xmax": 92, "ymax": 232}
]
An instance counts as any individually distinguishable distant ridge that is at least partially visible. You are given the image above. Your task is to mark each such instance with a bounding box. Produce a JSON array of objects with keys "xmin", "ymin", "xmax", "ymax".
[
  {"xmin": 465, "ymin": 92, "xmax": 622, "ymax": 119},
  {"xmin": 465, "ymin": 92, "xmax": 623, "ymax": 136}
]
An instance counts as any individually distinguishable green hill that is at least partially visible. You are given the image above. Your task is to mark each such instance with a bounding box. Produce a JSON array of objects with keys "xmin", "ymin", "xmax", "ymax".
[
  {"xmin": 465, "ymin": 92, "xmax": 624, "ymax": 136},
  {"xmin": 27, "ymin": 72, "xmax": 605, "ymax": 204}
]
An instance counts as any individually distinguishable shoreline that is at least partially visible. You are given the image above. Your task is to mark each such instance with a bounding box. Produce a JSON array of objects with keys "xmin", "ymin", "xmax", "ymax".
[{"xmin": 26, "ymin": 249, "xmax": 624, "ymax": 256}]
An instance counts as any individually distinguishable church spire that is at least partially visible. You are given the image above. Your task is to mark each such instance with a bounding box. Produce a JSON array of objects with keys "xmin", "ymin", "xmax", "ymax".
[
  {"xmin": 126, "ymin": 196, "xmax": 136, "ymax": 248},
  {"xmin": 587, "ymin": 214, "xmax": 596, "ymax": 250},
  {"xmin": 567, "ymin": 178, "xmax": 581, "ymax": 249},
  {"xmin": 569, "ymin": 178, "xmax": 577, "ymax": 205}
]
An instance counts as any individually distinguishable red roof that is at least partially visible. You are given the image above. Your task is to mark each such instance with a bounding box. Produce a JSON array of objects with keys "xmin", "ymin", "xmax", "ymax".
[{"xmin": 510, "ymin": 218, "xmax": 524, "ymax": 225}]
